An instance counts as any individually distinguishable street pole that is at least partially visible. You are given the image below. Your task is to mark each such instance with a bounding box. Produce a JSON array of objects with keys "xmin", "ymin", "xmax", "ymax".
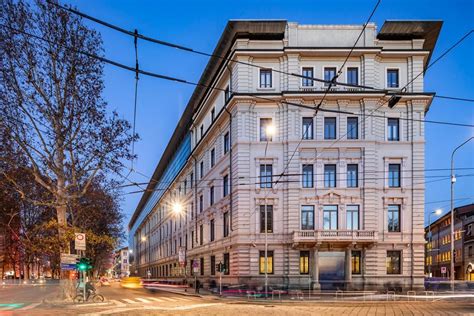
[
  {"xmin": 450, "ymin": 137, "xmax": 473, "ymax": 291},
  {"xmin": 219, "ymin": 270, "xmax": 222, "ymax": 296},
  {"xmin": 428, "ymin": 212, "xmax": 433, "ymax": 278}
]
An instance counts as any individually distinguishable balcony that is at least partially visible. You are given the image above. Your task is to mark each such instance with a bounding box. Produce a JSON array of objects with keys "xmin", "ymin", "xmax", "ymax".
[{"xmin": 292, "ymin": 229, "xmax": 378, "ymax": 247}]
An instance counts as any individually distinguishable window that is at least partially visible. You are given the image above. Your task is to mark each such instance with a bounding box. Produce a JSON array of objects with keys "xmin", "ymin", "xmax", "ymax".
[
  {"xmin": 210, "ymin": 186, "xmax": 214, "ymax": 205},
  {"xmin": 260, "ymin": 118, "xmax": 273, "ymax": 141},
  {"xmin": 260, "ymin": 164, "xmax": 273, "ymax": 188},
  {"xmin": 468, "ymin": 246, "xmax": 472, "ymax": 257},
  {"xmin": 200, "ymin": 124, "xmax": 204, "ymax": 138},
  {"xmin": 388, "ymin": 164, "xmax": 401, "ymax": 188},
  {"xmin": 387, "ymin": 69, "xmax": 399, "ymax": 88},
  {"xmin": 388, "ymin": 205, "xmax": 400, "ymax": 232},
  {"xmin": 211, "ymin": 107, "xmax": 215, "ymax": 122},
  {"xmin": 300, "ymin": 251, "xmax": 310, "ymax": 274},
  {"xmin": 190, "ymin": 173, "xmax": 193, "ymax": 188},
  {"xmin": 260, "ymin": 205, "xmax": 273, "ymax": 233},
  {"xmin": 347, "ymin": 117, "xmax": 358, "ymax": 139},
  {"xmin": 302, "ymin": 164, "xmax": 314, "ymax": 188},
  {"xmin": 221, "ymin": 133, "xmax": 229, "ymax": 155},
  {"xmin": 200, "ymin": 224, "xmax": 203, "ymax": 245},
  {"xmin": 347, "ymin": 164, "xmax": 358, "ymax": 188},
  {"xmin": 211, "ymin": 255, "xmax": 216, "ymax": 275},
  {"xmin": 302, "ymin": 117, "xmax": 314, "ymax": 139},
  {"xmin": 323, "ymin": 205, "xmax": 338, "ymax": 230},
  {"xmin": 259, "ymin": 250, "xmax": 274, "ymax": 274},
  {"xmin": 191, "ymin": 231, "xmax": 194, "ymax": 248},
  {"xmin": 225, "ymin": 85, "xmax": 231, "ymax": 103},
  {"xmin": 260, "ymin": 69, "xmax": 272, "ymax": 88},
  {"xmin": 324, "ymin": 164, "xmax": 336, "ymax": 188},
  {"xmin": 200, "ymin": 257, "xmax": 204, "ymax": 275},
  {"xmin": 347, "ymin": 67, "xmax": 358, "ymax": 85},
  {"xmin": 200, "ymin": 161, "xmax": 204, "ymax": 179},
  {"xmin": 301, "ymin": 205, "xmax": 314, "ymax": 230},
  {"xmin": 386, "ymin": 251, "xmax": 401, "ymax": 274},
  {"xmin": 324, "ymin": 117, "xmax": 336, "ymax": 139},
  {"xmin": 302, "ymin": 67, "xmax": 314, "ymax": 87},
  {"xmin": 351, "ymin": 251, "xmax": 361, "ymax": 274},
  {"xmin": 324, "ymin": 67, "xmax": 337, "ymax": 86},
  {"xmin": 223, "ymin": 175, "xmax": 229, "ymax": 197},
  {"xmin": 210, "ymin": 219, "xmax": 215, "ymax": 242},
  {"xmin": 223, "ymin": 253, "xmax": 230, "ymax": 275},
  {"xmin": 223, "ymin": 212, "xmax": 229, "ymax": 237},
  {"xmin": 387, "ymin": 118, "xmax": 399, "ymax": 141},
  {"xmin": 210, "ymin": 148, "xmax": 215, "ymax": 167},
  {"xmin": 346, "ymin": 205, "xmax": 360, "ymax": 230},
  {"xmin": 184, "ymin": 180, "xmax": 187, "ymax": 194}
]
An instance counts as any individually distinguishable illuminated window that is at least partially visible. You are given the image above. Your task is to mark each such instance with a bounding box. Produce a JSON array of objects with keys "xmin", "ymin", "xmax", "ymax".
[
  {"xmin": 259, "ymin": 251, "xmax": 274, "ymax": 274},
  {"xmin": 352, "ymin": 251, "xmax": 361, "ymax": 274},
  {"xmin": 300, "ymin": 251, "xmax": 310, "ymax": 274},
  {"xmin": 386, "ymin": 250, "xmax": 401, "ymax": 274}
]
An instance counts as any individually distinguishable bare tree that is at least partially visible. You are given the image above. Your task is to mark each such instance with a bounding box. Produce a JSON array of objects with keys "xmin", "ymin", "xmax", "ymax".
[{"xmin": 0, "ymin": 0, "xmax": 135, "ymax": 236}]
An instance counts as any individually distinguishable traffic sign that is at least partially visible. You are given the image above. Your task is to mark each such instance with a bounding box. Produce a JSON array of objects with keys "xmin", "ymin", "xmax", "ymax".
[
  {"xmin": 61, "ymin": 263, "xmax": 76, "ymax": 271},
  {"xmin": 441, "ymin": 266, "xmax": 447, "ymax": 274},
  {"xmin": 61, "ymin": 253, "xmax": 79, "ymax": 264},
  {"xmin": 75, "ymin": 233, "xmax": 86, "ymax": 251}
]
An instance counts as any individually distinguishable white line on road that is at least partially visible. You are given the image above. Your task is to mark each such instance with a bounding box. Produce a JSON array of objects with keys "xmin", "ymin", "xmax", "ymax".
[
  {"xmin": 159, "ymin": 297, "xmax": 178, "ymax": 302},
  {"xmin": 145, "ymin": 297, "xmax": 164, "ymax": 302},
  {"xmin": 80, "ymin": 303, "xmax": 223, "ymax": 315},
  {"xmin": 121, "ymin": 299, "xmax": 138, "ymax": 304},
  {"xmin": 134, "ymin": 298, "xmax": 151, "ymax": 303},
  {"xmin": 18, "ymin": 302, "xmax": 41, "ymax": 310}
]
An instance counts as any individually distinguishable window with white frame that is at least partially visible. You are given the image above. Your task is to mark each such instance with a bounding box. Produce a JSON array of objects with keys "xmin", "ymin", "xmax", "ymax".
[
  {"xmin": 260, "ymin": 69, "xmax": 272, "ymax": 88},
  {"xmin": 324, "ymin": 67, "xmax": 337, "ymax": 86},
  {"xmin": 346, "ymin": 205, "xmax": 360, "ymax": 230},
  {"xmin": 302, "ymin": 117, "xmax": 314, "ymax": 139},
  {"xmin": 302, "ymin": 67, "xmax": 314, "ymax": 87},
  {"xmin": 260, "ymin": 118, "xmax": 273, "ymax": 141},
  {"xmin": 347, "ymin": 67, "xmax": 358, "ymax": 85},
  {"xmin": 387, "ymin": 69, "xmax": 399, "ymax": 88}
]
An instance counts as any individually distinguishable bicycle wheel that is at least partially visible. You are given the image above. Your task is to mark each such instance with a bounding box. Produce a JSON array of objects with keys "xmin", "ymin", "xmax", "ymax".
[
  {"xmin": 73, "ymin": 294, "xmax": 85, "ymax": 303},
  {"xmin": 92, "ymin": 294, "xmax": 104, "ymax": 303}
]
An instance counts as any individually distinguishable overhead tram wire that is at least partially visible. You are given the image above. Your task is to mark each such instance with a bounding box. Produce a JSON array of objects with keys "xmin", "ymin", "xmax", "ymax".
[
  {"xmin": 117, "ymin": 173, "xmax": 474, "ymax": 194},
  {"xmin": 48, "ymin": 1, "xmax": 474, "ymax": 104},
  {"xmin": 115, "ymin": 166, "xmax": 474, "ymax": 189},
  {"xmin": 48, "ymin": 1, "xmax": 382, "ymax": 92},
  {"xmin": 4, "ymin": 24, "xmax": 472, "ymax": 131},
  {"xmin": 4, "ymin": 24, "xmax": 473, "ymax": 194}
]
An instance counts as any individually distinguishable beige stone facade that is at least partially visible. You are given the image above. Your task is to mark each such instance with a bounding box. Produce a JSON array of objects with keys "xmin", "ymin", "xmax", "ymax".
[{"xmin": 129, "ymin": 20, "xmax": 441, "ymax": 291}]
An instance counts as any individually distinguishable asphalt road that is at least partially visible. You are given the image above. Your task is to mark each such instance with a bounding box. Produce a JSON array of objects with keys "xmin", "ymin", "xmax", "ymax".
[{"xmin": 1, "ymin": 282, "xmax": 474, "ymax": 315}]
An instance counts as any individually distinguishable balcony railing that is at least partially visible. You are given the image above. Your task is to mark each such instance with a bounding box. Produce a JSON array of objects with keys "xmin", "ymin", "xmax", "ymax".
[{"xmin": 293, "ymin": 229, "xmax": 377, "ymax": 243}]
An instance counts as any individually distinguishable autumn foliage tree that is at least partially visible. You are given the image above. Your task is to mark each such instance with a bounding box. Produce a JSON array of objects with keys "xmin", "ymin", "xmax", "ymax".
[{"xmin": 0, "ymin": 0, "xmax": 136, "ymax": 229}]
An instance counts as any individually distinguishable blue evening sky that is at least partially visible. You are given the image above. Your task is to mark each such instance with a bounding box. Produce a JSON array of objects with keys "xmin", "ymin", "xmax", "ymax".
[{"xmin": 66, "ymin": 0, "xmax": 474, "ymax": 229}]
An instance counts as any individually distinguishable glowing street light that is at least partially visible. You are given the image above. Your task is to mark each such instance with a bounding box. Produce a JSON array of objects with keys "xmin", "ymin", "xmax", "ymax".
[
  {"xmin": 265, "ymin": 124, "xmax": 275, "ymax": 137},
  {"xmin": 172, "ymin": 202, "xmax": 184, "ymax": 215},
  {"xmin": 141, "ymin": 236, "xmax": 146, "ymax": 242}
]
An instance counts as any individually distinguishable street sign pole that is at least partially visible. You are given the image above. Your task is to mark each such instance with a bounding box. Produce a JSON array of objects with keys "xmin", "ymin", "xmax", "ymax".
[{"xmin": 219, "ymin": 271, "xmax": 222, "ymax": 296}]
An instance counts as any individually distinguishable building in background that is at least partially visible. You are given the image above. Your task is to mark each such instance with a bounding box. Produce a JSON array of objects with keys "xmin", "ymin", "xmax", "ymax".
[
  {"xmin": 113, "ymin": 247, "xmax": 130, "ymax": 278},
  {"xmin": 129, "ymin": 20, "xmax": 441, "ymax": 290},
  {"xmin": 425, "ymin": 204, "xmax": 474, "ymax": 280}
]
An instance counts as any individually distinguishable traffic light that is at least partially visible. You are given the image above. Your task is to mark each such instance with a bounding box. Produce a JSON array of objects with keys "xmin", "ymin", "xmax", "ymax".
[
  {"xmin": 77, "ymin": 257, "xmax": 92, "ymax": 271},
  {"xmin": 216, "ymin": 261, "xmax": 225, "ymax": 273}
]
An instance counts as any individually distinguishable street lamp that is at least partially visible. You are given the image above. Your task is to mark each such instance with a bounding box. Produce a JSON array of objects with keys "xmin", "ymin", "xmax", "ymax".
[
  {"xmin": 428, "ymin": 209, "xmax": 442, "ymax": 277},
  {"xmin": 450, "ymin": 137, "xmax": 473, "ymax": 290},
  {"xmin": 263, "ymin": 123, "xmax": 275, "ymax": 299},
  {"xmin": 172, "ymin": 202, "xmax": 184, "ymax": 216}
]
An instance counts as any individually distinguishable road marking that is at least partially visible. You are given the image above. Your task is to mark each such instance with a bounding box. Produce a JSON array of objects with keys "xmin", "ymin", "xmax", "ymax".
[
  {"xmin": 122, "ymin": 299, "xmax": 138, "ymax": 304},
  {"xmin": 159, "ymin": 297, "xmax": 177, "ymax": 302},
  {"xmin": 146, "ymin": 297, "xmax": 164, "ymax": 302},
  {"xmin": 135, "ymin": 298, "xmax": 151, "ymax": 303},
  {"xmin": 18, "ymin": 302, "xmax": 41, "ymax": 310},
  {"xmin": 174, "ymin": 297, "xmax": 192, "ymax": 301}
]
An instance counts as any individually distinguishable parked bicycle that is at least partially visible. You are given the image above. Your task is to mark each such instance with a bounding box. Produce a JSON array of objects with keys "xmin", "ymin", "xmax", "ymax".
[{"xmin": 73, "ymin": 281, "xmax": 105, "ymax": 303}]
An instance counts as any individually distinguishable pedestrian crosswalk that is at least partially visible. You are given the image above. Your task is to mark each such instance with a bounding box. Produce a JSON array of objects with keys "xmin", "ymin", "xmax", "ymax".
[{"xmin": 114, "ymin": 296, "xmax": 194, "ymax": 305}]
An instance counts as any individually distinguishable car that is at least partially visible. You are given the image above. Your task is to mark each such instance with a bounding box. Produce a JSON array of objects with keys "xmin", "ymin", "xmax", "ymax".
[{"xmin": 120, "ymin": 277, "xmax": 142, "ymax": 289}]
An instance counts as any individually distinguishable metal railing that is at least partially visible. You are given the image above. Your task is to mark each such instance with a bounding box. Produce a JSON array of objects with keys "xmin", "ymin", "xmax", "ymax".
[{"xmin": 293, "ymin": 229, "xmax": 377, "ymax": 242}]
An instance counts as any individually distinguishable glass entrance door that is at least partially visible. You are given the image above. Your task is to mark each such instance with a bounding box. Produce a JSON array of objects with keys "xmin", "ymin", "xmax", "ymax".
[{"xmin": 319, "ymin": 251, "xmax": 345, "ymax": 290}]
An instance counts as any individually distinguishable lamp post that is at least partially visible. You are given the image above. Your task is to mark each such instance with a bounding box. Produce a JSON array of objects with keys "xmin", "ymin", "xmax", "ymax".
[
  {"xmin": 428, "ymin": 209, "xmax": 442, "ymax": 277},
  {"xmin": 450, "ymin": 136, "xmax": 473, "ymax": 290},
  {"xmin": 264, "ymin": 123, "xmax": 275, "ymax": 299}
]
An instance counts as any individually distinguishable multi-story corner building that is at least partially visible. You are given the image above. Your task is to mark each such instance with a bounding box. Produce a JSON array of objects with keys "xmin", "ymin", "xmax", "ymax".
[
  {"xmin": 113, "ymin": 247, "xmax": 130, "ymax": 278},
  {"xmin": 425, "ymin": 204, "xmax": 474, "ymax": 281},
  {"xmin": 129, "ymin": 20, "xmax": 441, "ymax": 291}
]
